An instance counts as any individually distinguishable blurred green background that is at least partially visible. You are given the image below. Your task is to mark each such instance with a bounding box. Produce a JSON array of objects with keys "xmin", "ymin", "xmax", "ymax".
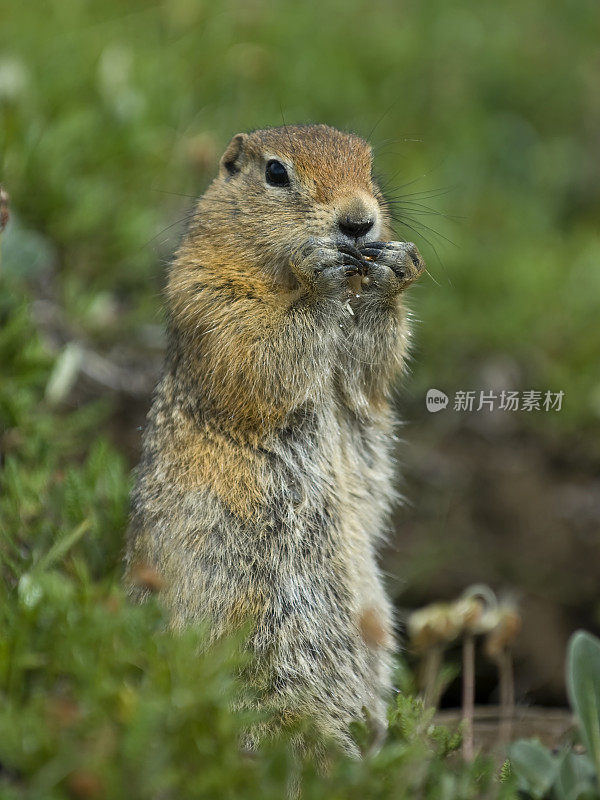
[{"xmin": 2, "ymin": 0, "xmax": 600, "ymax": 711}]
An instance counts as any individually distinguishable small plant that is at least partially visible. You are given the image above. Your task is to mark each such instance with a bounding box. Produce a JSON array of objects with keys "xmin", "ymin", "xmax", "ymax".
[
  {"xmin": 508, "ymin": 631, "xmax": 600, "ymax": 799},
  {"xmin": 408, "ymin": 585, "xmax": 522, "ymax": 758}
]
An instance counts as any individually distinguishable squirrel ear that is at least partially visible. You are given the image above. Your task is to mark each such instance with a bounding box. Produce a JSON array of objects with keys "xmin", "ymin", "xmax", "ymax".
[{"xmin": 220, "ymin": 133, "xmax": 247, "ymax": 177}]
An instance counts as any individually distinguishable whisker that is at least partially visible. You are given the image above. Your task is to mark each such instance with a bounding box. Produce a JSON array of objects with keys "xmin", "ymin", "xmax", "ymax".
[
  {"xmin": 424, "ymin": 268, "xmax": 442, "ymax": 287},
  {"xmin": 383, "ymin": 186, "xmax": 457, "ymax": 201},
  {"xmin": 389, "ymin": 212, "xmax": 458, "ymax": 248},
  {"xmin": 391, "ymin": 218, "xmax": 453, "ymax": 286},
  {"xmin": 381, "ymin": 200, "xmax": 462, "ymax": 222},
  {"xmin": 152, "ymin": 188, "xmax": 198, "ymax": 200},
  {"xmin": 142, "ymin": 212, "xmax": 196, "ymax": 250}
]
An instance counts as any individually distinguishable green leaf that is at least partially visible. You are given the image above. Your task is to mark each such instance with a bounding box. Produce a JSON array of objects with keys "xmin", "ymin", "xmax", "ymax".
[
  {"xmin": 36, "ymin": 518, "xmax": 91, "ymax": 572},
  {"xmin": 507, "ymin": 739, "xmax": 558, "ymax": 798},
  {"xmin": 555, "ymin": 751, "xmax": 596, "ymax": 800},
  {"xmin": 567, "ymin": 631, "xmax": 600, "ymax": 779}
]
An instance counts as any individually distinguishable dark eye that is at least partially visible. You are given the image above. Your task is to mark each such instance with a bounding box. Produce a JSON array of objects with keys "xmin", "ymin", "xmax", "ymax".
[{"xmin": 265, "ymin": 159, "xmax": 290, "ymax": 187}]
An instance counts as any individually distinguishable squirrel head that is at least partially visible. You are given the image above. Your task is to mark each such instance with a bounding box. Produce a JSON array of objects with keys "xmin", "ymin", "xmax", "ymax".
[{"xmin": 187, "ymin": 124, "xmax": 391, "ymax": 285}]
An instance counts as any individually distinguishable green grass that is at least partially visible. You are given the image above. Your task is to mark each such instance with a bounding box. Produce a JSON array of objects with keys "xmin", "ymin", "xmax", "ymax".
[{"xmin": 1, "ymin": 579, "xmax": 514, "ymax": 799}]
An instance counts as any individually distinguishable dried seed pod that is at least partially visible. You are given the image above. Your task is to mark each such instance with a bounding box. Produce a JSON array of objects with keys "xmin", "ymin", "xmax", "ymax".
[
  {"xmin": 484, "ymin": 604, "xmax": 522, "ymax": 659},
  {"xmin": 408, "ymin": 602, "xmax": 463, "ymax": 652}
]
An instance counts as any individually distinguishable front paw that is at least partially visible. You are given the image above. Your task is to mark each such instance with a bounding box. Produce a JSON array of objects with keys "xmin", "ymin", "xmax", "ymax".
[
  {"xmin": 291, "ymin": 237, "xmax": 365, "ymax": 298},
  {"xmin": 359, "ymin": 241, "xmax": 425, "ymax": 294}
]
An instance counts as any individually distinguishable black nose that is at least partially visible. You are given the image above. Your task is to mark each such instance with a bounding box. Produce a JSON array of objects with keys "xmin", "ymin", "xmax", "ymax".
[{"xmin": 338, "ymin": 216, "xmax": 374, "ymax": 239}]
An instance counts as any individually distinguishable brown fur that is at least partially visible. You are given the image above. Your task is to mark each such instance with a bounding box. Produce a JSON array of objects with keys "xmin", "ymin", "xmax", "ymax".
[{"xmin": 125, "ymin": 124, "xmax": 424, "ymax": 756}]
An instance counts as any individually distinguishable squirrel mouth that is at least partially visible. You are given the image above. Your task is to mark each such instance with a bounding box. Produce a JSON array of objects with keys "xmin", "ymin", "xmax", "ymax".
[{"xmin": 336, "ymin": 234, "xmax": 370, "ymax": 251}]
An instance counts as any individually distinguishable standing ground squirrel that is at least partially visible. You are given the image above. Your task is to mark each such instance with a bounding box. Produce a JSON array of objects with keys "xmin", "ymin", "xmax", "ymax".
[{"xmin": 125, "ymin": 124, "xmax": 425, "ymax": 756}]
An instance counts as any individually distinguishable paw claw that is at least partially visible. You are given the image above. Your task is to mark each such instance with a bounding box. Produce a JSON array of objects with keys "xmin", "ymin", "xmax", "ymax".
[{"xmin": 358, "ymin": 240, "xmax": 425, "ymax": 289}]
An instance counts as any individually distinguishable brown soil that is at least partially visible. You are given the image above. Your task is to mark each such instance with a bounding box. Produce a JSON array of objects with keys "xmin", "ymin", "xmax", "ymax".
[{"xmin": 436, "ymin": 705, "xmax": 575, "ymax": 755}]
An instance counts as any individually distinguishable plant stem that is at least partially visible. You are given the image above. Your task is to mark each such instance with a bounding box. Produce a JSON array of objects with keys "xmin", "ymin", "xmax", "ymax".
[
  {"xmin": 498, "ymin": 649, "xmax": 515, "ymax": 748},
  {"xmin": 462, "ymin": 633, "xmax": 475, "ymax": 760},
  {"xmin": 422, "ymin": 645, "xmax": 443, "ymax": 710}
]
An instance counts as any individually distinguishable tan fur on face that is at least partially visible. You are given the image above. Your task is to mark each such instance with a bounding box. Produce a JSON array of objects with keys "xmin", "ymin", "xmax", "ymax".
[
  {"xmin": 176, "ymin": 124, "xmax": 389, "ymax": 289},
  {"xmin": 247, "ymin": 125, "xmax": 374, "ymax": 203}
]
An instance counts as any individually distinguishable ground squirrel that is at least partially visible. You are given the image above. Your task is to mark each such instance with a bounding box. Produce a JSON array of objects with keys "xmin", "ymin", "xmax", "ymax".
[{"xmin": 125, "ymin": 124, "xmax": 425, "ymax": 756}]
